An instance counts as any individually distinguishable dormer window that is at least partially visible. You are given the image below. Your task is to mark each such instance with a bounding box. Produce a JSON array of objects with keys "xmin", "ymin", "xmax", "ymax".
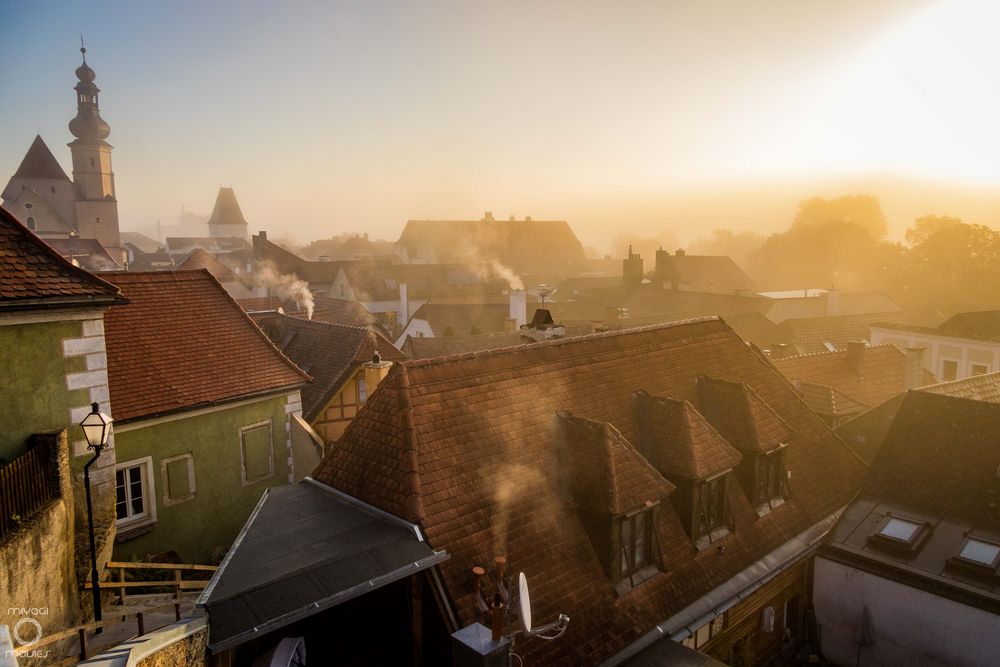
[
  {"xmin": 619, "ymin": 509, "xmax": 653, "ymax": 578},
  {"xmin": 697, "ymin": 474, "xmax": 730, "ymax": 545},
  {"xmin": 754, "ymin": 447, "xmax": 788, "ymax": 514},
  {"xmin": 868, "ymin": 514, "xmax": 930, "ymax": 556}
]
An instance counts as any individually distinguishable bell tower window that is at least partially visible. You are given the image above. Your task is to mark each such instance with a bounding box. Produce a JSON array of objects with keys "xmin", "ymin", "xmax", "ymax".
[{"xmin": 26, "ymin": 217, "xmax": 36, "ymax": 230}]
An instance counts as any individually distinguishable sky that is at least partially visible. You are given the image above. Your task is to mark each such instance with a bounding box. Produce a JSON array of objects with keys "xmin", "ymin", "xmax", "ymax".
[{"xmin": 2, "ymin": 0, "xmax": 1000, "ymax": 249}]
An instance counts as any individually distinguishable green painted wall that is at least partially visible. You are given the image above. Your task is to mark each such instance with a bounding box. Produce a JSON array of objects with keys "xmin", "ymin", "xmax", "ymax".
[
  {"xmin": 112, "ymin": 393, "xmax": 293, "ymax": 564},
  {"xmin": 0, "ymin": 319, "xmax": 90, "ymax": 462}
]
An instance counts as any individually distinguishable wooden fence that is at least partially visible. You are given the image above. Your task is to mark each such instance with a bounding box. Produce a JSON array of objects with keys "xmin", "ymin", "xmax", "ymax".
[{"xmin": 0, "ymin": 440, "xmax": 59, "ymax": 541}]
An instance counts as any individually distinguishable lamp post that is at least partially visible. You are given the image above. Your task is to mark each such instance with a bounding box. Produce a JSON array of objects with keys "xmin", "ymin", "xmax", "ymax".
[{"xmin": 80, "ymin": 402, "xmax": 113, "ymax": 633}]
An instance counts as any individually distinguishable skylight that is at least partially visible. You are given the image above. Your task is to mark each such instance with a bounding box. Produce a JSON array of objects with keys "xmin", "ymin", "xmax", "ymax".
[
  {"xmin": 879, "ymin": 517, "xmax": 921, "ymax": 542},
  {"xmin": 958, "ymin": 538, "xmax": 1000, "ymax": 567}
]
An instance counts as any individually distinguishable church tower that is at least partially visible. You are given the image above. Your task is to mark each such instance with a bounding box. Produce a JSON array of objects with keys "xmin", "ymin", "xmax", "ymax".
[{"xmin": 68, "ymin": 45, "xmax": 122, "ymax": 257}]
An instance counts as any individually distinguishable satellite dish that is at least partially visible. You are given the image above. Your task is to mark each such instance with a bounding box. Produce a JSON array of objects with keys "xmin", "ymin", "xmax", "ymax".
[
  {"xmin": 516, "ymin": 572, "xmax": 570, "ymax": 640},
  {"xmin": 519, "ymin": 572, "xmax": 532, "ymax": 632}
]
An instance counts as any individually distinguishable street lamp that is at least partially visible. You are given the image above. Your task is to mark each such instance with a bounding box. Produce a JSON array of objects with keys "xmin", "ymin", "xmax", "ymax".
[{"xmin": 80, "ymin": 402, "xmax": 113, "ymax": 632}]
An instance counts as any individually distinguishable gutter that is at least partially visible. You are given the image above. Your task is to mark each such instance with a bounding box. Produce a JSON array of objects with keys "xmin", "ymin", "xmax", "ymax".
[
  {"xmin": 599, "ymin": 508, "xmax": 844, "ymax": 666},
  {"xmin": 0, "ymin": 294, "xmax": 127, "ymax": 312},
  {"xmin": 113, "ymin": 383, "xmax": 306, "ymax": 426}
]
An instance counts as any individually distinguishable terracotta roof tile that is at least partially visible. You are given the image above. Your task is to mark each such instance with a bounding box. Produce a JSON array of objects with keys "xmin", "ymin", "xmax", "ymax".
[
  {"xmin": 313, "ymin": 317, "xmax": 866, "ymax": 665},
  {"xmin": 101, "ymin": 270, "xmax": 308, "ymax": 422},
  {"xmin": 265, "ymin": 314, "xmax": 404, "ymax": 421},
  {"xmin": 919, "ymin": 371, "xmax": 1000, "ymax": 404},
  {"xmin": 634, "ymin": 393, "xmax": 742, "ymax": 480},
  {"xmin": 0, "ymin": 205, "xmax": 123, "ymax": 309},
  {"xmin": 697, "ymin": 377, "xmax": 795, "ymax": 453},
  {"xmin": 773, "ymin": 344, "xmax": 935, "ymax": 409},
  {"xmin": 177, "ymin": 248, "xmax": 246, "ymax": 285},
  {"xmin": 557, "ymin": 413, "xmax": 675, "ymax": 515},
  {"xmin": 778, "ymin": 310, "xmax": 945, "ymax": 354}
]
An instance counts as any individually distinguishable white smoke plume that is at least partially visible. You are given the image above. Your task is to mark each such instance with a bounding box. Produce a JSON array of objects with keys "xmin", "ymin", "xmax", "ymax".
[
  {"xmin": 456, "ymin": 239, "xmax": 525, "ymax": 290},
  {"xmin": 255, "ymin": 261, "xmax": 315, "ymax": 319}
]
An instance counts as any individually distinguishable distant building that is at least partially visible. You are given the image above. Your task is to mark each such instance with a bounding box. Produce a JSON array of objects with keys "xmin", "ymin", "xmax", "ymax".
[
  {"xmin": 778, "ymin": 309, "xmax": 945, "ymax": 355},
  {"xmin": 814, "ymin": 391, "xmax": 1000, "ymax": 667},
  {"xmin": 206, "ymin": 187, "xmax": 249, "ymax": 239},
  {"xmin": 653, "ymin": 248, "xmax": 757, "ymax": 294},
  {"xmin": 871, "ymin": 309, "xmax": 1000, "ymax": 382},
  {"xmin": 757, "ymin": 289, "xmax": 901, "ymax": 323},
  {"xmin": 2, "ymin": 47, "xmax": 124, "ymax": 264}
]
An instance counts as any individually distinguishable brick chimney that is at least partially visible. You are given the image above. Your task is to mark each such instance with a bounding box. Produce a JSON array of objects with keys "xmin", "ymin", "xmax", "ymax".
[
  {"xmin": 623, "ymin": 245, "xmax": 643, "ymax": 287},
  {"xmin": 363, "ymin": 350, "xmax": 393, "ymax": 397},
  {"xmin": 847, "ymin": 340, "xmax": 867, "ymax": 375},
  {"xmin": 509, "ymin": 290, "xmax": 527, "ymax": 328},
  {"xmin": 905, "ymin": 347, "xmax": 926, "ymax": 389}
]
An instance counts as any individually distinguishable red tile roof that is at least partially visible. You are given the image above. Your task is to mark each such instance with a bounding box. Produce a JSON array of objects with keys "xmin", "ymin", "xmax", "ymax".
[
  {"xmin": 654, "ymin": 254, "xmax": 756, "ymax": 293},
  {"xmin": 101, "ymin": 270, "xmax": 308, "ymax": 422},
  {"xmin": 314, "ymin": 317, "xmax": 866, "ymax": 665},
  {"xmin": 697, "ymin": 377, "xmax": 795, "ymax": 453},
  {"xmin": 773, "ymin": 344, "xmax": 935, "ymax": 410},
  {"xmin": 634, "ymin": 393, "xmax": 742, "ymax": 480},
  {"xmin": 266, "ymin": 314, "xmax": 404, "ymax": 421},
  {"xmin": 778, "ymin": 310, "xmax": 945, "ymax": 354},
  {"xmin": 0, "ymin": 205, "xmax": 123, "ymax": 310},
  {"xmin": 177, "ymin": 248, "xmax": 247, "ymax": 286},
  {"xmin": 557, "ymin": 413, "xmax": 676, "ymax": 516}
]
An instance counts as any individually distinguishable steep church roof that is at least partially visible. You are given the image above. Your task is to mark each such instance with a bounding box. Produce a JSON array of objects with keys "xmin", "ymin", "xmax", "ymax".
[
  {"xmin": 11, "ymin": 136, "xmax": 70, "ymax": 182},
  {"xmin": 207, "ymin": 187, "xmax": 248, "ymax": 228}
]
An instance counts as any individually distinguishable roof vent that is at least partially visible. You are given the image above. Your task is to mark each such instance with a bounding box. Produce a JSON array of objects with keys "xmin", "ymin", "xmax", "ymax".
[{"xmin": 372, "ymin": 350, "xmax": 382, "ymax": 365}]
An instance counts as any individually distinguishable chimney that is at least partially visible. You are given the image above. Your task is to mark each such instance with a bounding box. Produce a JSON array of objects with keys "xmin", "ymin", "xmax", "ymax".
[
  {"xmin": 623, "ymin": 245, "xmax": 643, "ymax": 287},
  {"xmin": 825, "ymin": 288, "xmax": 841, "ymax": 316},
  {"xmin": 525, "ymin": 215, "xmax": 532, "ymax": 222},
  {"xmin": 847, "ymin": 340, "xmax": 867, "ymax": 374},
  {"xmin": 675, "ymin": 248, "xmax": 686, "ymax": 256},
  {"xmin": 363, "ymin": 349, "xmax": 394, "ymax": 395},
  {"xmin": 483, "ymin": 211, "xmax": 494, "ymax": 222},
  {"xmin": 399, "ymin": 283, "xmax": 409, "ymax": 324},
  {"xmin": 905, "ymin": 347, "xmax": 926, "ymax": 389},
  {"xmin": 509, "ymin": 290, "xmax": 527, "ymax": 328},
  {"xmin": 451, "ymin": 623, "xmax": 510, "ymax": 667}
]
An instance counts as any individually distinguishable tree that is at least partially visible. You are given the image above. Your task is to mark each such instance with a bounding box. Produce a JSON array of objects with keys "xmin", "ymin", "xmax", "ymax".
[{"xmin": 793, "ymin": 195, "xmax": 888, "ymax": 239}]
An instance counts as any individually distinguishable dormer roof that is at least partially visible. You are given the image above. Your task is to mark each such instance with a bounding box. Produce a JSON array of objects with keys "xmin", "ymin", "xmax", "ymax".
[
  {"xmin": 697, "ymin": 376, "xmax": 794, "ymax": 453},
  {"xmin": 634, "ymin": 392, "xmax": 742, "ymax": 480},
  {"xmin": 557, "ymin": 412, "xmax": 675, "ymax": 516}
]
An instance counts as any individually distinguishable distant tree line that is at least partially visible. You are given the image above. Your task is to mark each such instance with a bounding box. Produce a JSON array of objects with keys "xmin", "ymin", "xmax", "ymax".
[{"xmin": 685, "ymin": 195, "xmax": 1000, "ymax": 315}]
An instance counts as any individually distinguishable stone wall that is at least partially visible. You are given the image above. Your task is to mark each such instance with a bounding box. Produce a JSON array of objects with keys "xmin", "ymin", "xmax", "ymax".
[
  {"xmin": 0, "ymin": 431, "xmax": 82, "ymax": 644},
  {"xmin": 135, "ymin": 625, "xmax": 208, "ymax": 667}
]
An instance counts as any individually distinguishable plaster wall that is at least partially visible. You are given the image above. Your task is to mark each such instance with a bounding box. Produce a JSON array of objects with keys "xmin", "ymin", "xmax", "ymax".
[
  {"xmin": 813, "ymin": 557, "xmax": 1000, "ymax": 667},
  {"xmin": 112, "ymin": 393, "xmax": 294, "ymax": 563},
  {"xmin": 870, "ymin": 328, "xmax": 1000, "ymax": 381}
]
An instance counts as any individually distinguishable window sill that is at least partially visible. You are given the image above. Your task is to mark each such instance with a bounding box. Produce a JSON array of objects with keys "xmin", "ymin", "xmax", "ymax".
[
  {"xmin": 115, "ymin": 520, "xmax": 155, "ymax": 543},
  {"xmin": 614, "ymin": 565, "xmax": 660, "ymax": 597},
  {"xmin": 695, "ymin": 527, "xmax": 732, "ymax": 551},
  {"xmin": 756, "ymin": 497, "xmax": 787, "ymax": 518}
]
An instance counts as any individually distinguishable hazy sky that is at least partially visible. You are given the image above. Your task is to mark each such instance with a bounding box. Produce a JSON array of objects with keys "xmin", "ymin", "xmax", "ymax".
[{"xmin": 3, "ymin": 0, "xmax": 999, "ymax": 249}]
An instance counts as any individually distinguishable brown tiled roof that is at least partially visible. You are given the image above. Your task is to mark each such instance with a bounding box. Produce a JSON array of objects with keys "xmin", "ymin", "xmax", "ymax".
[
  {"xmin": 721, "ymin": 311, "xmax": 798, "ymax": 352},
  {"xmin": 558, "ymin": 413, "xmax": 676, "ymax": 516},
  {"xmin": 866, "ymin": 391, "xmax": 1000, "ymax": 527},
  {"xmin": 634, "ymin": 393, "xmax": 742, "ymax": 480},
  {"xmin": 206, "ymin": 187, "xmax": 248, "ymax": 228},
  {"xmin": 779, "ymin": 310, "xmax": 945, "ymax": 355},
  {"xmin": 919, "ymin": 371, "xmax": 1000, "ymax": 404},
  {"xmin": 268, "ymin": 314, "xmax": 404, "ymax": 421},
  {"xmin": 936, "ymin": 310, "xmax": 1000, "ymax": 342},
  {"xmin": 313, "ymin": 317, "xmax": 866, "ymax": 665},
  {"xmin": 101, "ymin": 270, "xmax": 309, "ymax": 422},
  {"xmin": 773, "ymin": 344, "xmax": 935, "ymax": 410},
  {"xmin": 177, "ymin": 248, "xmax": 248, "ymax": 286},
  {"xmin": 45, "ymin": 237, "xmax": 122, "ymax": 272},
  {"xmin": 654, "ymin": 254, "xmax": 756, "ymax": 293},
  {"xmin": 252, "ymin": 235, "xmax": 344, "ymax": 284},
  {"xmin": 403, "ymin": 332, "xmax": 533, "ymax": 359},
  {"xmin": 395, "ymin": 218, "xmax": 586, "ymax": 275},
  {"xmin": 341, "ymin": 261, "xmax": 503, "ymax": 302},
  {"xmin": 697, "ymin": 377, "xmax": 795, "ymax": 453},
  {"xmin": 0, "ymin": 206, "xmax": 123, "ymax": 310},
  {"xmin": 10, "ymin": 135, "xmax": 71, "ymax": 181},
  {"xmin": 793, "ymin": 381, "xmax": 868, "ymax": 418}
]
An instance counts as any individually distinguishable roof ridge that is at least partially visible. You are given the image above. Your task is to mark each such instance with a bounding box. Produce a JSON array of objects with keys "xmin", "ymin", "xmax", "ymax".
[
  {"xmin": 404, "ymin": 316, "xmax": 721, "ymax": 368},
  {"xmin": 776, "ymin": 342, "xmax": 898, "ymax": 362},
  {"xmin": 397, "ymin": 365, "xmax": 424, "ymax": 522}
]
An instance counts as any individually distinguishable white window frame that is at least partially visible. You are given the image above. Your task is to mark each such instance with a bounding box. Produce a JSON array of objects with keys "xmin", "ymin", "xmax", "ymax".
[
  {"xmin": 940, "ymin": 358, "xmax": 959, "ymax": 382},
  {"xmin": 160, "ymin": 452, "xmax": 196, "ymax": 507},
  {"xmin": 115, "ymin": 456, "xmax": 157, "ymax": 530},
  {"xmin": 239, "ymin": 420, "xmax": 275, "ymax": 486}
]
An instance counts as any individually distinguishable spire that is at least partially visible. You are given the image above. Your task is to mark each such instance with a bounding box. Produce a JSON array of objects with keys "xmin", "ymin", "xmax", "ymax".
[
  {"xmin": 207, "ymin": 188, "xmax": 249, "ymax": 228},
  {"xmin": 69, "ymin": 42, "xmax": 110, "ymax": 142}
]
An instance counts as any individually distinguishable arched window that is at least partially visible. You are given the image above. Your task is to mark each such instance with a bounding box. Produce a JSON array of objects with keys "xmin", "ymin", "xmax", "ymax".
[{"xmin": 26, "ymin": 217, "xmax": 36, "ymax": 230}]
